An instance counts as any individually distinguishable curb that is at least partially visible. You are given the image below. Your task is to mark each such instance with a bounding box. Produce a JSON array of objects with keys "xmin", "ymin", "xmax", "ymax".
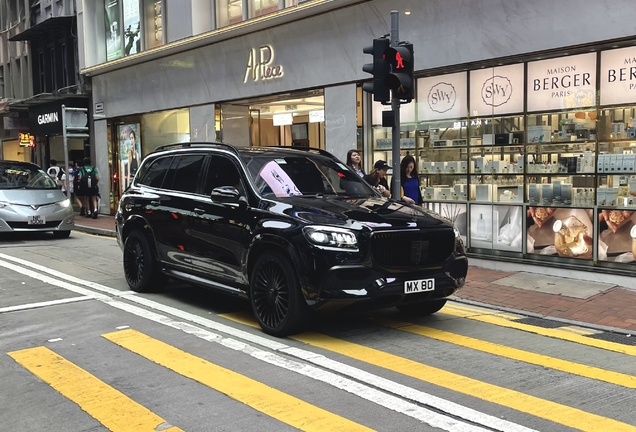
[
  {"xmin": 451, "ymin": 297, "xmax": 635, "ymax": 336},
  {"xmin": 73, "ymin": 224, "xmax": 117, "ymax": 238}
]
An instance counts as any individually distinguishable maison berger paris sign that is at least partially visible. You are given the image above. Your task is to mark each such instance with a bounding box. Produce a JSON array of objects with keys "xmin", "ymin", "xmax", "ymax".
[
  {"xmin": 600, "ymin": 46, "xmax": 636, "ymax": 106},
  {"xmin": 244, "ymin": 44, "xmax": 284, "ymax": 83},
  {"xmin": 470, "ymin": 64, "xmax": 524, "ymax": 116},
  {"xmin": 417, "ymin": 72, "xmax": 467, "ymax": 121},
  {"xmin": 527, "ymin": 53, "xmax": 597, "ymax": 112}
]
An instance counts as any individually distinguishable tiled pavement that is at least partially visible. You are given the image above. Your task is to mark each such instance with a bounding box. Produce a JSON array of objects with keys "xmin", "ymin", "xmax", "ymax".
[{"xmin": 74, "ymin": 213, "xmax": 636, "ymax": 334}]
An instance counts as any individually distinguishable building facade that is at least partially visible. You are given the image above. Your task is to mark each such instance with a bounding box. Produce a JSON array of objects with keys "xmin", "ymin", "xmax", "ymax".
[
  {"xmin": 78, "ymin": 0, "xmax": 636, "ymax": 276},
  {"xmin": 0, "ymin": 0, "xmax": 89, "ymax": 171}
]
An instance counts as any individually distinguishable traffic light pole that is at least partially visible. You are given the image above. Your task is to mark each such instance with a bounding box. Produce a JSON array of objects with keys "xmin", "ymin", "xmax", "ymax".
[{"xmin": 390, "ymin": 10, "xmax": 401, "ymax": 200}]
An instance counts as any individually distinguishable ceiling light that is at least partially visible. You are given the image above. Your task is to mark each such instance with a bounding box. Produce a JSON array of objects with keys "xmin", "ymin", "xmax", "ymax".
[{"xmin": 404, "ymin": 10, "xmax": 411, "ymax": 15}]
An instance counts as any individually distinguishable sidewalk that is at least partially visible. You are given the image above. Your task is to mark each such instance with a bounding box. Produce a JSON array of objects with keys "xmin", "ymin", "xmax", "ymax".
[{"xmin": 74, "ymin": 213, "xmax": 636, "ymax": 334}]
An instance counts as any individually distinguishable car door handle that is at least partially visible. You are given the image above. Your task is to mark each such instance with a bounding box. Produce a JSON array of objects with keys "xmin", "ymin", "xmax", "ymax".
[
  {"xmin": 150, "ymin": 200, "xmax": 161, "ymax": 206},
  {"xmin": 194, "ymin": 208, "xmax": 205, "ymax": 215}
]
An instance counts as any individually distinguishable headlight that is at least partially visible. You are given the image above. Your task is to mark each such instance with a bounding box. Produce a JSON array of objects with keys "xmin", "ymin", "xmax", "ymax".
[
  {"xmin": 0, "ymin": 202, "xmax": 6, "ymax": 209},
  {"xmin": 454, "ymin": 226, "xmax": 461, "ymax": 239},
  {"xmin": 302, "ymin": 226, "xmax": 358, "ymax": 251},
  {"xmin": 57, "ymin": 199, "xmax": 71, "ymax": 208}
]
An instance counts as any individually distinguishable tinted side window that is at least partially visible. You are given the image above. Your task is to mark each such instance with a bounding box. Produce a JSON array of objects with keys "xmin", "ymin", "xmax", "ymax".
[
  {"xmin": 168, "ymin": 154, "xmax": 206, "ymax": 194},
  {"xmin": 203, "ymin": 156, "xmax": 245, "ymax": 196},
  {"xmin": 137, "ymin": 157, "xmax": 173, "ymax": 188}
]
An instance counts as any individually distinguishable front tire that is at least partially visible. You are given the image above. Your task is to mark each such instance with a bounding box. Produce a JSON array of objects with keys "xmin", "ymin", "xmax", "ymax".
[
  {"xmin": 250, "ymin": 251, "xmax": 310, "ymax": 337},
  {"xmin": 123, "ymin": 230, "xmax": 163, "ymax": 293},
  {"xmin": 397, "ymin": 299, "xmax": 447, "ymax": 315}
]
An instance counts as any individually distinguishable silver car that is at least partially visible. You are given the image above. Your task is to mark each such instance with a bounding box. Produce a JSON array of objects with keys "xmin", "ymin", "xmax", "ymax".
[{"xmin": 0, "ymin": 160, "xmax": 74, "ymax": 238}]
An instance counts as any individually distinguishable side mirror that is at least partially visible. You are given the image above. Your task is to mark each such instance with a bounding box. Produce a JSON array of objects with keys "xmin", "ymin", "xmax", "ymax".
[{"xmin": 211, "ymin": 186, "xmax": 241, "ymax": 203}]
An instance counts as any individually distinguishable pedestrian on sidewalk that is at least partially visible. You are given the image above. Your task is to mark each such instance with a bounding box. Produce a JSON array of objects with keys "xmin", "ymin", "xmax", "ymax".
[
  {"xmin": 73, "ymin": 160, "xmax": 86, "ymax": 216},
  {"xmin": 77, "ymin": 157, "xmax": 100, "ymax": 219}
]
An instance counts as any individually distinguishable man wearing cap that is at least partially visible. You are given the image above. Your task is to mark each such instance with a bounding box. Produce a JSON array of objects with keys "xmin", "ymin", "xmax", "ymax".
[{"xmin": 363, "ymin": 160, "xmax": 391, "ymax": 198}]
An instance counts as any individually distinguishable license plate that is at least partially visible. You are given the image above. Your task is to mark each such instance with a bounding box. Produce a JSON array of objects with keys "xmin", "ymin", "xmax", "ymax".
[
  {"xmin": 28, "ymin": 215, "xmax": 46, "ymax": 225},
  {"xmin": 404, "ymin": 278, "xmax": 435, "ymax": 294}
]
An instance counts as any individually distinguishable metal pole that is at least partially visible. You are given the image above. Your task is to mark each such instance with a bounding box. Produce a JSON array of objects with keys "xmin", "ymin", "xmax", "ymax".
[
  {"xmin": 61, "ymin": 105, "xmax": 70, "ymax": 202},
  {"xmin": 390, "ymin": 10, "xmax": 401, "ymax": 200}
]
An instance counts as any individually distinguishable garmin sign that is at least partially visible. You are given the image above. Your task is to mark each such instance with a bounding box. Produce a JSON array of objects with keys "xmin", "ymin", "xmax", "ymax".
[
  {"xmin": 37, "ymin": 112, "xmax": 59, "ymax": 125},
  {"xmin": 29, "ymin": 100, "xmax": 88, "ymax": 135}
]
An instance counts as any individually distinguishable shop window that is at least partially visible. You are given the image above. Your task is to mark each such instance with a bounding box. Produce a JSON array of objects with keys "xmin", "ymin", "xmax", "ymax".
[
  {"xmin": 217, "ymin": 0, "xmax": 243, "ymax": 28},
  {"xmin": 61, "ymin": 44, "xmax": 69, "ymax": 88},
  {"xmin": 249, "ymin": 0, "xmax": 279, "ymax": 18},
  {"xmin": 105, "ymin": 0, "xmax": 123, "ymax": 61},
  {"xmin": 141, "ymin": 108, "xmax": 190, "ymax": 155},
  {"xmin": 123, "ymin": 0, "xmax": 142, "ymax": 55},
  {"xmin": 284, "ymin": 0, "xmax": 297, "ymax": 7},
  {"xmin": 38, "ymin": 51, "xmax": 45, "ymax": 93},
  {"xmin": 143, "ymin": 0, "xmax": 163, "ymax": 49}
]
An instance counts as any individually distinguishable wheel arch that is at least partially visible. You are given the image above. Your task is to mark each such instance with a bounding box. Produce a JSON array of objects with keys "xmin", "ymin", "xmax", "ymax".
[{"xmin": 121, "ymin": 215, "xmax": 160, "ymax": 262}]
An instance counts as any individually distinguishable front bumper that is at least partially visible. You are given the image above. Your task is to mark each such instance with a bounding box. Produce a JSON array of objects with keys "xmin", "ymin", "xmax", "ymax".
[
  {"xmin": 0, "ymin": 204, "xmax": 74, "ymax": 232},
  {"xmin": 311, "ymin": 257, "xmax": 468, "ymax": 312}
]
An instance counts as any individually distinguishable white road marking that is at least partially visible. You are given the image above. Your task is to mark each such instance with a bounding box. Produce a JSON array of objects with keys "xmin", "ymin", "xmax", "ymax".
[
  {"xmin": 0, "ymin": 296, "xmax": 94, "ymax": 314},
  {"xmin": 47, "ymin": 338, "xmax": 63, "ymax": 343},
  {"xmin": 0, "ymin": 252, "xmax": 538, "ymax": 432}
]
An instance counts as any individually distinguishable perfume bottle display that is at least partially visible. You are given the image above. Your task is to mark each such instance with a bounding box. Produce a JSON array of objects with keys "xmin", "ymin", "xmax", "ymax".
[
  {"xmin": 553, "ymin": 216, "xmax": 591, "ymax": 257},
  {"xmin": 477, "ymin": 213, "xmax": 486, "ymax": 237}
]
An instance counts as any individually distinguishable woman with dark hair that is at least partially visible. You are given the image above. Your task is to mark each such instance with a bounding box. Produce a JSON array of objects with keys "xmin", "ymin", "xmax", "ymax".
[
  {"xmin": 400, "ymin": 155, "xmax": 423, "ymax": 205},
  {"xmin": 126, "ymin": 130, "xmax": 141, "ymax": 187},
  {"xmin": 363, "ymin": 160, "xmax": 391, "ymax": 198},
  {"xmin": 346, "ymin": 149, "xmax": 365, "ymax": 177}
]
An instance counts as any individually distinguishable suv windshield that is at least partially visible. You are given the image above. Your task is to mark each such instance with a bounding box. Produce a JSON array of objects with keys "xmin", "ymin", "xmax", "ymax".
[
  {"xmin": 242, "ymin": 152, "xmax": 377, "ymax": 198},
  {"xmin": 0, "ymin": 163, "xmax": 58, "ymax": 190}
]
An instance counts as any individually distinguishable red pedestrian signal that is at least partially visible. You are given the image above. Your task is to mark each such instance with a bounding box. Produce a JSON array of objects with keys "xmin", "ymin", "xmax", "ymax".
[
  {"xmin": 383, "ymin": 43, "xmax": 414, "ymax": 102},
  {"xmin": 395, "ymin": 53, "xmax": 404, "ymax": 69}
]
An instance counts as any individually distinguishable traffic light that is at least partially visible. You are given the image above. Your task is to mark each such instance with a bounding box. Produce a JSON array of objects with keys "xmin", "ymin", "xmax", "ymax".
[
  {"xmin": 384, "ymin": 43, "xmax": 414, "ymax": 102},
  {"xmin": 362, "ymin": 38, "xmax": 391, "ymax": 104}
]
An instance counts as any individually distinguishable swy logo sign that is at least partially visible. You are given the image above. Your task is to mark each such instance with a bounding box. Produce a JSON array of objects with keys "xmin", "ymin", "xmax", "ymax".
[
  {"xmin": 481, "ymin": 75, "xmax": 513, "ymax": 107},
  {"xmin": 428, "ymin": 82, "xmax": 456, "ymax": 113},
  {"xmin": 244, "ymin": 45, "xmax": 284, "ymax": 83}
]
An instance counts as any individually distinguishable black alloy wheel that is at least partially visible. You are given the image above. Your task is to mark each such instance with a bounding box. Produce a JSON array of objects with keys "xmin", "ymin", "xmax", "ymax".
[
  {"xmin": 397, "ymin": 299, "xmax": 448, "ymax": 315},
  {"xmin": 123, "ymin": 230, "xmax": 163, "ymax": 293},
  {"xmin": 250, "ymin": 251, "xmax": 309, "ymax": 337}
]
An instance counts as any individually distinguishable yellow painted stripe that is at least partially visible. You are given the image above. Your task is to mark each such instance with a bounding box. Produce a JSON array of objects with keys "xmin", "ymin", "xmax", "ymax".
[
  {"xmin": 8, "ymin": 346, "xmax": 182, "ymax": 432},
  {"xmin": 102, "ymin": 329, "xmax": 373, "ymax": 432},
  {"xmin": 290, "ymin": 332, "xmax": 636, "ymax": 432},
  {"xmin": 560, "ymin": 326, "xmax": 596, "ymax": 336},
  {"xmin": 446, "ymin": 303, "xmax": 521, "ymax": 320},
  {"xmin": 375, "ymin": 317, "xmax": 636, "ymax": 389},
  {"xmin": 443, "ymin": 305, "xmax": 636, "ymax": 356}
]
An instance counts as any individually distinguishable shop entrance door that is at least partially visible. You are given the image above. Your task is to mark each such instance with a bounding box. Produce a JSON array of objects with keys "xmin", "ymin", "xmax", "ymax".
[{"xmin": 249, "ymin": 109, "xmax": 261, "ymax": 146}]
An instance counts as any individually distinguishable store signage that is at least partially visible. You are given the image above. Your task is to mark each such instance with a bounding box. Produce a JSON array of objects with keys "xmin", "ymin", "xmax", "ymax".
[
  {"xmin": 470, "ymin": 64, "xmax": 524, "ymax": 116},
  {"xmin": 29, "ymin": 100, "xmax": 88, "ymax": 136},
  {"xmin": 527, "ymin": 53, "xmax": 596, "ymax": 112},
  {"xmin": 37, "ymin": 112, "xmax": 59, "ymax": 125},
  {"xmin": 272, "ymin": 112, "xmax": 293, "ymax": 126},
  {"xmin": 600, "ymin": 46, "xmax": 636, "ymax": 106},
  {"xmin": 19, "ymin": 133, "xmax": 35, "ymax": 147},
  {"xmin": 244, "ymin": 45, "xmax": 284, "ymax": 83},
  {"xmin": 417, "ymin": 72, "xmax": 467, "ymax": 121},
  {"xmin": 309, "ymin": 110, "xmax": 324, "ymax": 123}
]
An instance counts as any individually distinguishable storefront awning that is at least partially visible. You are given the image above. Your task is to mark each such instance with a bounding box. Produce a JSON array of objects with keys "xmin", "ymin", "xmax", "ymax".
[
  {"xmin": 8, "ymin": 91, "xmax": 88, "ymax": 111},
  {"xmin": 9, "ymin": 16, "xmax": 75, "ymax": 42}
]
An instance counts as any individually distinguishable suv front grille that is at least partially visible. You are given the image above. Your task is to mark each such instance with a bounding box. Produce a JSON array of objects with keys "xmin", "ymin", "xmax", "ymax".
[{"xmin": 370, "ymin": 229, "xmax": 455, "ymax": 267}]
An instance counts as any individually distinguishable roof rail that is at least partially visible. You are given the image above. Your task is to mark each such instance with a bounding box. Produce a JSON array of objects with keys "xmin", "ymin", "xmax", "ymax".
[
  {"xmin": 152, "ymin": 142, "xmax": 240, "ymax": 157},
  {"xmin": 262, "ymin": 145, "xmax": 339, "ymax": 161}
]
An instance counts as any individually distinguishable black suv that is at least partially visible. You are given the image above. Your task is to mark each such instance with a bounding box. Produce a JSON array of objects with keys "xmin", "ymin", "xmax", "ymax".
[{"xmin": 116, "ymin": 143, "xmax": 467, "ymax": 336}]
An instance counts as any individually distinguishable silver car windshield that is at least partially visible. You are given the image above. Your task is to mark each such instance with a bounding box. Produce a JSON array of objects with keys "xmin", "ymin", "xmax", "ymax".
[{"xmin": 0, "ymin": 163, "xmax": 59, "ymax": 190}]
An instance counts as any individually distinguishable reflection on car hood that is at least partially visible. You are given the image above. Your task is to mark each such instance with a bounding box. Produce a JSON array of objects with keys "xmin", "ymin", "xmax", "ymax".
[
  {"xmin": 268, "ymin": 196, "xmax": 451, "ymax": 230},
  {"xmin": 0, "ymin": 189, "xmax": 66, "ymax": 205}
]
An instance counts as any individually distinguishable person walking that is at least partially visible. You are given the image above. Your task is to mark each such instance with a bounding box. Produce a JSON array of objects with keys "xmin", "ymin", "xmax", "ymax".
[
  {"xmin": 346, "ymin": 149, "xmax": 365, "ymax": 178},
  {"xmin": 400, "ymin": 155, "xmax": 423, "ymax": 205},
  {"xmin": 73, "ymin": 160, "xmax": 86, "ymax": 216},
  {"xmin": 363, "ymin": 160, "xmax": 391, "ymax": 198},
  {"xmin": 77, "ymin": 157, "xmax": 100, "ymax": 219}
]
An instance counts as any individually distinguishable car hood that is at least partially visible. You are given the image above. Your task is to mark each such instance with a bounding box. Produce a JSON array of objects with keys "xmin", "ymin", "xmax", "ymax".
[
  {"xmin": 266, "ymin": 196, "xmax": 451, "ymax": 230},
  {"xmin": 0, "ymin": 189, "xmax": 66, "ymax": 205}
]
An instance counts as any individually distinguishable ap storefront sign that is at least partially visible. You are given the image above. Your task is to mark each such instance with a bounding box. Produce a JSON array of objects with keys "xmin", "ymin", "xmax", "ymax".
[
  {"xmin": 600, "ymin": 46, "xmax": 636, "ymax": 106},
  {"xmin": 527, "ymin": 53, "xmax": 596, "ymax": 112},
  {"xmin": 469, "ymin": 64, "xmax": 524, "ymax": 116},
  {"xmin": 417, "ymin": 72, "xmax": 467, "ymax": 121}
]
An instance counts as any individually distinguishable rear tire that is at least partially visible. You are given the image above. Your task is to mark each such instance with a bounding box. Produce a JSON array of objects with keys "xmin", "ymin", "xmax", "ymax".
[
  {"xmin": 123, "ymin": 230, "xmax": 164, "ymax": 293},
  {"xmin": 397, "ymin": 299, "xmax": 447, "ymax": 315},
  {"xmin": 250, "ymin": 251, "xmax": 310, "ymax": 337},
  {"xmin": 53, "ymin": 230, "xmax": 71, "ymax": 239}
]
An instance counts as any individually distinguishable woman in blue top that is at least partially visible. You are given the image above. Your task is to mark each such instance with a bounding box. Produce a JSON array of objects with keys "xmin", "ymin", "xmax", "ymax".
[{"xmin": 400, "ymin": 155, "xmax": 423, "ymax": 205}]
